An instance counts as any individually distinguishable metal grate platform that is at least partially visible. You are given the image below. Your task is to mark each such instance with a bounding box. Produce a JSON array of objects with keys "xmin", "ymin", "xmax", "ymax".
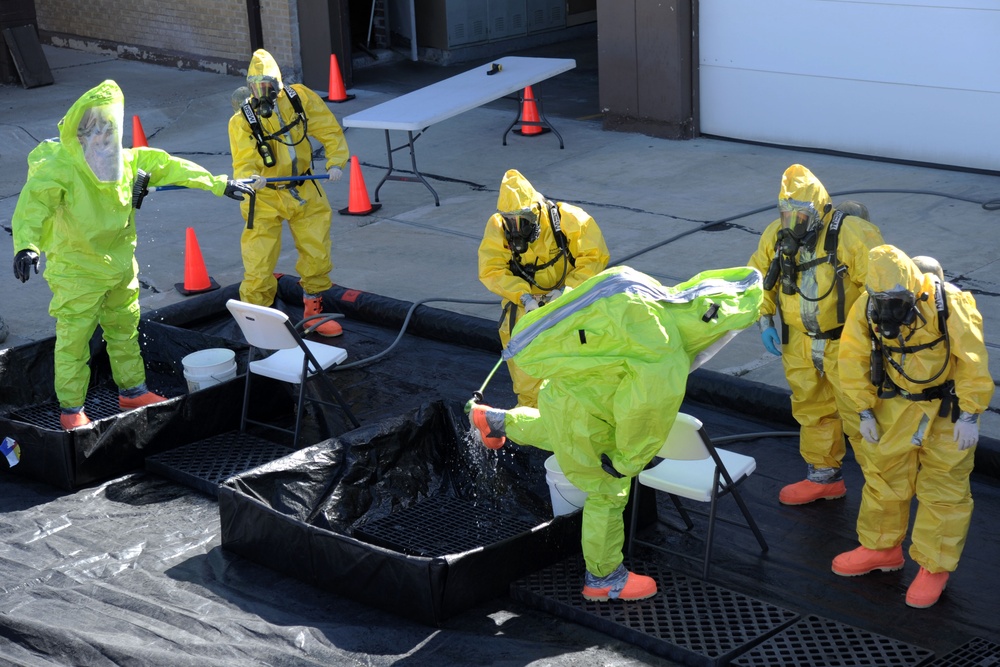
[
  {"xmin": 146, "ymin": 431, "xmax": 292, "ymax": 496},
  {"xmin": 353, "ymin": 495, "xmax": 537, "ymax": 557},
  {"xmin": 925, "ymin": 637, "xmax": 1000, "ymax": 666},
  {"xmin": 6, "ymin": 385, "xmax": 126, "ymax": 430},
  {"xmin": 731, "ymin": 614, "xmax": 934, "ymax": 667},
  {"xmin": 510, "ymin": 556, "xmax": 798, "ymax": 667}
]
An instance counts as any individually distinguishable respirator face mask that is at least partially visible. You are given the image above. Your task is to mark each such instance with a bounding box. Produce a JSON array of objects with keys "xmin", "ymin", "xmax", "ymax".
[
  {"xmin": 247, "ymin": 76, "xmax": 280, "ymax": 118},
  {"xmin": 500, "ymin": 207, "xmax": 540, "ymax": 255},
  {"xmin": 869, "ymin": 292, "xmax": 917, "ymax": 339},
  {"xmin": 777, "ymin": 197, "xmax": 819, "ymax": 241}
]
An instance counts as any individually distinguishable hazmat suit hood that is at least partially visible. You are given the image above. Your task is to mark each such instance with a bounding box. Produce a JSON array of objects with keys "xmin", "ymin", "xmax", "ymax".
[
  {"xmin": 867, "ymin": 244, "xmax": 923, "ymax": 298},
  {"xmin": 495, "ymin": 169, "xmax": 546, "ymax": 253},
  {"xmin": 59, "ymin": 80, "xmax": 126, "ymax": 187},
  {"xmin": 247, "ymin": 49, "xmax": 284, "ymax": 87},
  {"xmin": 496, "ymin": 169, "xmax": 544, "ymax": 213},
  {"xmin": 778, "ymin": 164, "xmax": 832, "ymax": 236}
]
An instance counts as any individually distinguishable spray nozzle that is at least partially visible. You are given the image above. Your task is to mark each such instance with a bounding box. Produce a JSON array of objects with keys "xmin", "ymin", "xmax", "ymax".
[{"xmin": 464, "ymin": 390, "xmax": 484, "ymax": 415}]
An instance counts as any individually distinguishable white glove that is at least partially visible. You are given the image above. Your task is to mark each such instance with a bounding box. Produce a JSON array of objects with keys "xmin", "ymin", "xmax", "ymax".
[
  {"xmin": 859, "ymin": 409, "xmax": 879, "ymax": 443},
  {"xmin": 520, "ymin": 294, "xmax": 540, "ymax": 312},
  {"xmin": 541, "ymin": 288, "xmax": 562, "ymax": 305},
  {"xmin": 327, "ymin": 166, "xmax": 344, "ymax": 182},
  {"xmin": 954, "ymin": 412, "xmax": 979, "ymax": 450},
  {"xmin": 246, "ymin": 174, "xmax": 267, "ymax": 191}
]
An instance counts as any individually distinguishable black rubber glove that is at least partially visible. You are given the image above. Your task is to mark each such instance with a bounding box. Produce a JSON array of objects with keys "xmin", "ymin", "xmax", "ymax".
[
  {"xmin": 13, "ymin": 249, "xmax": 39, "ymax": 283},
  {"xmin": 600, "ymin": 453, "xmax": 625, "ymax": 479},
  {"xmin": 223, "ymin": 179, "xmax": 255, "ymax": 201}
]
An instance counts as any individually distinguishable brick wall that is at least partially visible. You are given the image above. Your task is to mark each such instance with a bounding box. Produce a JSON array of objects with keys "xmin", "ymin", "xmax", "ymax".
[{"xmin": 33, "ymin": 0, "xmax": 302, "ymax": 80}]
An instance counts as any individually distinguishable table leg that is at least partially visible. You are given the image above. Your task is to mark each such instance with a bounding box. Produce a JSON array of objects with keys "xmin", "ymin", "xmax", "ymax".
[
  {"xmin": 502, "ymin": 89, "xmax": 565, "ymax": 149},
  {"xmin": 373, "ymin": 130, "xmax": 440, "ymax": 206}
]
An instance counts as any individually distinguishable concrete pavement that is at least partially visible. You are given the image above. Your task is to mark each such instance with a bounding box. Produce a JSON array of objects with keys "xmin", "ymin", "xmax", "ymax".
[{"xmin": 2, "ymin": 39, "xmax": 999, "ymax": 438}]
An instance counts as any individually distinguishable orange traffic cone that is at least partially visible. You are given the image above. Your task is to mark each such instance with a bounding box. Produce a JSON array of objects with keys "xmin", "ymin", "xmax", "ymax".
[
  {"xmin": 327, "ymin": 54, "xmax": 355, "ymax": 103},
  {"xmin": 175, "ymin": 227, "xmax": 220, "ymax": 295},
  {"xmin": 339, "ymin": 156, "xmax": 382, "ymax": 216},
  {"xmin": 132, "ymin": 115, "xmax": 148, "ymax": 147},
  {"xmin": 516, "ymin": 86, "xmax": 546, "ymax": 136}
]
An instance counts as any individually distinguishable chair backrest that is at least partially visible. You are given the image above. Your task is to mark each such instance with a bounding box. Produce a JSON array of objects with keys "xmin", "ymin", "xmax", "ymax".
[
  {"xmin": 226, "ymin": 299, "xmax": 300, "ymax": 351},
  {"xmin": 656, "ymin": 412, "xmax": 710, "ymax": 461}
]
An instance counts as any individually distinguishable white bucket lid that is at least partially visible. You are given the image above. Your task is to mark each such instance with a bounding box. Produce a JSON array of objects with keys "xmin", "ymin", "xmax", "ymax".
[{"xmin": 182, "ymin": 348, "xmax": 236, "ymax": 372}]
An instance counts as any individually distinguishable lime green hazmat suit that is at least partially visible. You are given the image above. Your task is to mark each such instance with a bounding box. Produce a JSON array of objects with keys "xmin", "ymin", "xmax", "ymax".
[
  {"xmin": 502, "ymin": 265, "xmax": 763, "ymax": 577},
  {"xmin": 747, "ymin": 165, "xmax": 884, "ymax": 479},
  {"xmin": 478, "ymin": 169, "xmax": 609, "ymax": 407},
  {"xmin": 839, "ymin": 245, "xmax": 993, "ymax": 573},
  {"xmin": 228, "ymin": 49, "xmax": 349, "ymax": 307},
  {"xmin": 11, "ymin": 80, "xmax": 231, "ymax": 409}
]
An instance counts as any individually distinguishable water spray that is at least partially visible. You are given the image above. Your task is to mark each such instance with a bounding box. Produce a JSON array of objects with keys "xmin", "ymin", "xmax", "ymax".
[{"xmin": 465, "ymin": 357, "xmax": 504, "ymax": 414}]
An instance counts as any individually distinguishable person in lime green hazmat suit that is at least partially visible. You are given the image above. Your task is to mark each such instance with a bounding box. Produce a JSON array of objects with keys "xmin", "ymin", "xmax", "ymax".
[
  {"xmin": 11, "ymin": 79, "xmax": 253, "ymax": 430},
  {"xmin": 471, "ymin": 264, "xmax": 763, "ymax": 601}
]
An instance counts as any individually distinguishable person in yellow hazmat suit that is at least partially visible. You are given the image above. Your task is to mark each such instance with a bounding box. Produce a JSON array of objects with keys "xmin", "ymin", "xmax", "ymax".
[
  {"xmin": 228, "ymin": 49, "xmax": 350, "ymax": 337},
  {"xmin": 833, "ymin": 245, "xmax": 992, "ymax": 609},
  {"xmin": 11, "ymin": 79, "xmax": 253, "ymax": 430},
  {"xmin": 471, "ymin": 265, "xmax": 763, "ymax": 601},
  {"xmin": 748, "ymin": 164, "xmax": 885, "ymax": 506},
  {"xmin": 478, "ymin": 169, "xmax": 609, "ymax": 407}
]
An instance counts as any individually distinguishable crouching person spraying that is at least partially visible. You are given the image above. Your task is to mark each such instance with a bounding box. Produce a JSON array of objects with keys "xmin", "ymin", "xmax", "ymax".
[{"xmin": 470, "ymin": 265, "xmax": 763, "ymax": 600}]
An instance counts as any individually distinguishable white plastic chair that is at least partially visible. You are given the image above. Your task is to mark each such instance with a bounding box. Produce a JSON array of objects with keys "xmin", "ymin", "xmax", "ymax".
[
  {"xmin": 626, "ymin": 412, "xmax": 768, "ymax": 579},
  {"xmin": 226, "ymin": 299, "xmax": 359, "ymax": 448}
]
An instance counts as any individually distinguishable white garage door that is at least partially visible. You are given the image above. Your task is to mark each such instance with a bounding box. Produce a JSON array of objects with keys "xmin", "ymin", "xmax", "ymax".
[{"xmin": 698, "ymin": 0, "xmax": 1000, "ymax": 172}]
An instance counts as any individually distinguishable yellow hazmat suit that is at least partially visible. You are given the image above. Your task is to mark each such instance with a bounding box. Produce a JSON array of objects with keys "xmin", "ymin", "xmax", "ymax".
[
  {"xmin": 228, "ymin": 49, "xmax": 349, "ymax": 307},
  {"xmin": 502, "ymin": 265, "xmax": 763, "ymax": 578},
  {"xmin": 839, "ymin": 245, "xmax": 992, "ymax": 573},
  {"xmin": 12, "ymin": 80, "xmax": 233, "ymax": 409},
  {"xmin": 478, "ymin": 169, "xmax": 609, "ymax": 406},
  {"xmin": 747, "ymin": 164, "xmax": 884, "ymax": 502}
]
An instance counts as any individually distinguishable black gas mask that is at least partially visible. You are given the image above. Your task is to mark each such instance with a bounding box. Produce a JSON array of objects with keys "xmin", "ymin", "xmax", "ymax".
[
  {"xmin": 500, "ymin": 207, "xmax": 541, "ymax": 255},
  {"xmin": 869, "ymin": 293, "xmax": 917, "ymax": 339},
  {"xmin": 248, "ymin": 76, "xmax": 280, "ymax": 119}
]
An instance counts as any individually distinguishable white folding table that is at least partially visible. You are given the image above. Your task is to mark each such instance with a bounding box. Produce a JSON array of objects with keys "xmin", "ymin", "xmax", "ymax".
[{"xmin": 341, "ymin": 56, "xmax": 576, "ymax": 206}]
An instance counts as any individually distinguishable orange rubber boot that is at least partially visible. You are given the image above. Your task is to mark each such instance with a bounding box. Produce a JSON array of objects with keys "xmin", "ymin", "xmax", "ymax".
[
  {"xmin": 831, "ymin": 545, "xmax": 904, "ymax": 576},
  {"xmin": 779, "ymin": 478, "xmax": 846, "ymax": 505},
  {"xmin": 582, "ymin": 570, "xmax": 657, "ymax": 602},
  {"xmin": 470, "ymin": 404, "xmax": 505, "ymax": 450},
  {"xmin": 303, "ymin": 295, "xmax": 343, "ymax": 337},
  {"xmin": 119, "ymin": 391, "xmax": 167, "ymax": 410},
  {"xmin": 905, "ymin": 567, "xmax": 949, "ymax": 608},
  {"xmin": 60, "ymin": 411, "xmax": 91, "ymax": 430}
]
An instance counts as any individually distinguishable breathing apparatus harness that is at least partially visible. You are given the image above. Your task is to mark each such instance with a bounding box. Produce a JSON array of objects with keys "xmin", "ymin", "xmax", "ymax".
[
  {"xmin": 240, "ymin": 85, "xmax": 309, "ymax": 170},
  {"xmin": 866, "ymin": 276, "xmax": 958, "ymax": 421},
  {"xmin": 502, "ymin": 200, "xmax": 576, "ymax": 332},
  {"xmin": 506, "ymin": 200, "xmax": 576, "ymax": 291},
  {"xmin": 762, "ymin": 208, "xmax": 849, "ymax": 342}
]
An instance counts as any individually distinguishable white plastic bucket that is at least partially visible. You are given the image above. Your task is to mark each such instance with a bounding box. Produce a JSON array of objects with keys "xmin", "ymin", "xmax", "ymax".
[
  {"xmin": 182, "ymin": 348, "xmax": 237, "ymax": 392},
  {"xmin": 544, "ymin": 455, "xmax": 588, "ymax": 517}
]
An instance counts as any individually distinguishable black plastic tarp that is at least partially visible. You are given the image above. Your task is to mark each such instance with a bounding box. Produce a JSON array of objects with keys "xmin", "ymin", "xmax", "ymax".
[{"xmin": 220, "ymin": 399, "xmax": 586, "ymax": 625}]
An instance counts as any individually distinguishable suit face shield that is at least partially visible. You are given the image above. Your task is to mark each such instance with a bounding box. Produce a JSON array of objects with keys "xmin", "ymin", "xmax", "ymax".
[
  {"xmin": 247, "ymin": 75, "xmax": 280, "ymax": 118},
  {"xmin": 78, "ymin": 105, "xmax": 123, "ymax": 183},
  {"xmin": 868, "ymin": 290, "xmax": 917, "ymax": 339},
  {"xmin": 778, "ymin": 197, "xmax": 819, "ymax": 240},
  {"xmin": 500, "ymin": 207, "xmax": 540, "ymax": 255}
]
